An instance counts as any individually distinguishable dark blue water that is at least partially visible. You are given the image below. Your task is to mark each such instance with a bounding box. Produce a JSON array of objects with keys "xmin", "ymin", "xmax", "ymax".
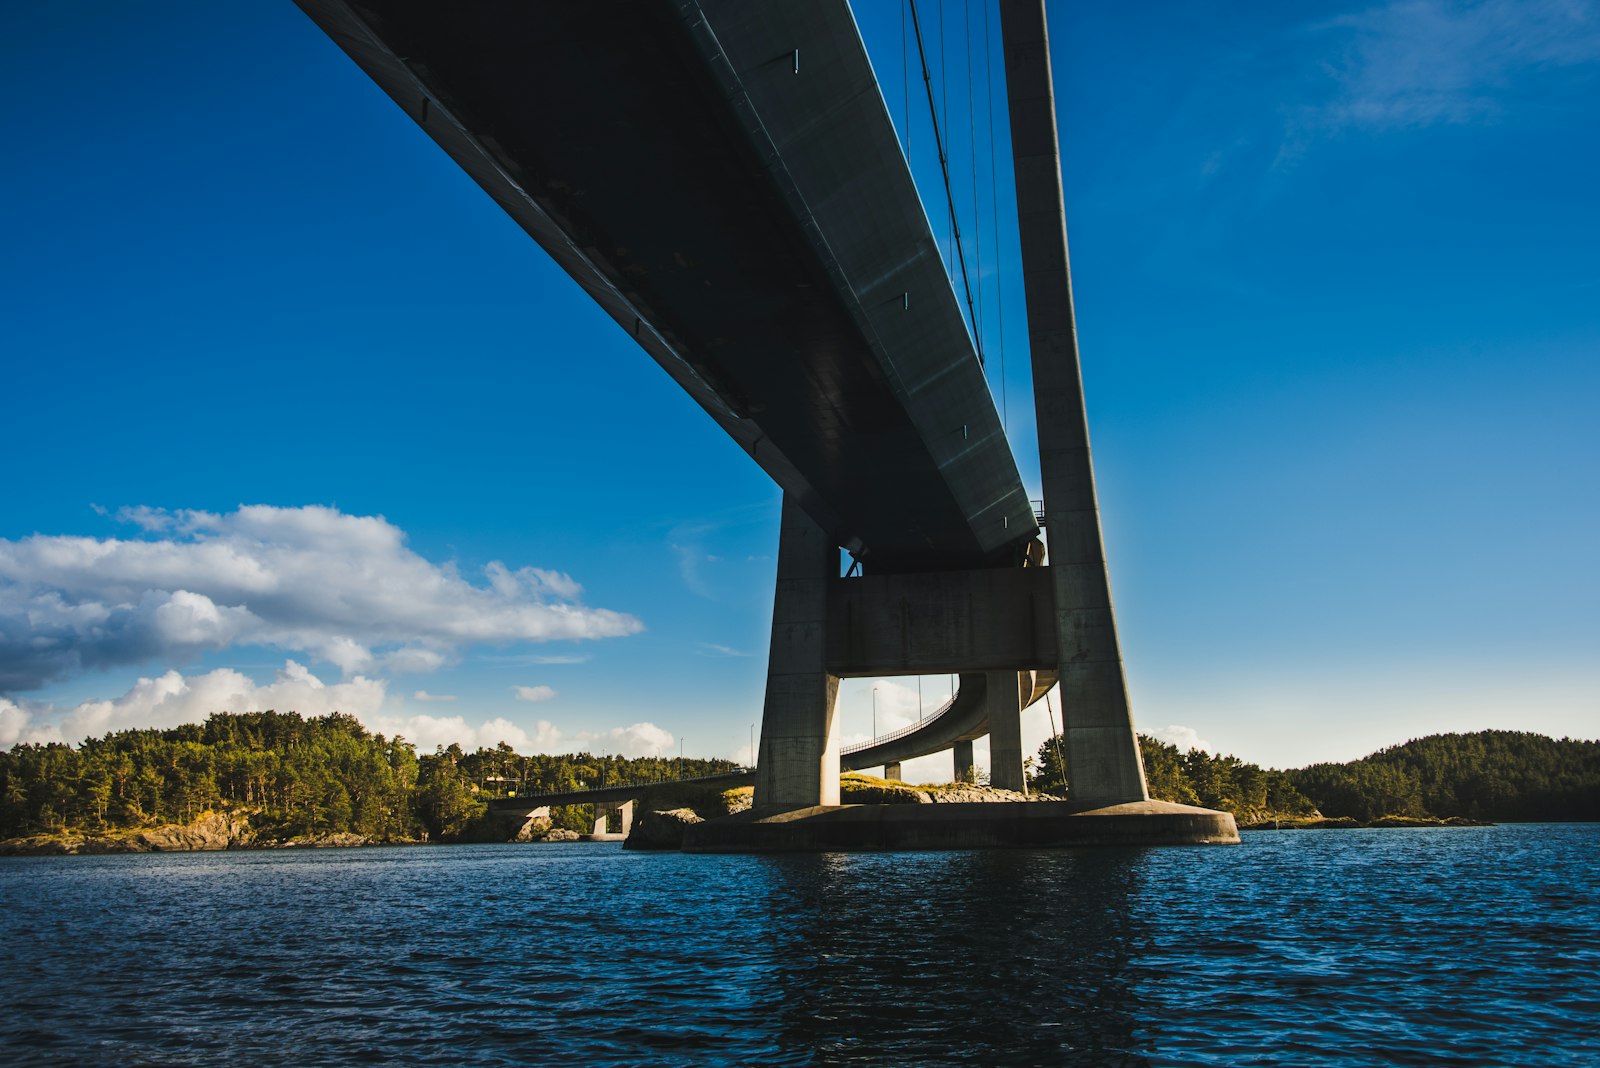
[{"xmin": 2, "ymin": 825, "xmax": 1596, "ymax": 1067}]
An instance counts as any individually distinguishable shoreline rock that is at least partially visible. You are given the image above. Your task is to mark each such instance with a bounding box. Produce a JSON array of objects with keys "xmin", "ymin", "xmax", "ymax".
[{"xmin": 1238, "ymin": 814, "xmax": 1494, "ymax": 830}]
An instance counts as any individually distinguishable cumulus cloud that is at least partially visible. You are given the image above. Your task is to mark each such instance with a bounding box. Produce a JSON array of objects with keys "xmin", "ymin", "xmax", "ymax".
[
  {"xmin": 513, "ymin": 685, "xmax": 557, "ymax": 703},
  {"xmin": 1146, "ymin": 724, "xmax": 1215, "ymax": 754},
  {"xmin": 0, "ymin": 660, "xmax": 387, "ymax": 746},
  {"xmin": 583, "ymin": 721, "xmax": 675, "ymax": 758},
  {"xmin": 412, "ymin": 690, "xmax": 457, "ymax": 703},
  {"xmin": 0, "ymin": 504, "xmax": 643, "ymax": 691},
  {"xmin": 0, "ymin": 662, "xmax": 676, "ymax": 759},
  {"xmin": 837, "ymin": 678, "xmax": 931, "ymax": 746}
]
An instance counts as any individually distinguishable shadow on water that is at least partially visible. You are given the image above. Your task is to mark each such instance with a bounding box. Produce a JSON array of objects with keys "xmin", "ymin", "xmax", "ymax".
[{"xmin": 750, "ymin": 847, "xmax": 1156, "ymax": 1067}]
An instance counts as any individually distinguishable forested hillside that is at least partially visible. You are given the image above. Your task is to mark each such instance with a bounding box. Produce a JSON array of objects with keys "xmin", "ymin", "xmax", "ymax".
[
  {"xmin": 1032, "ymin": 729, "xmax": 1600, "ymax": 822},
  {"xmin": 0, "ymin": 711, "xmax": 736, "ymax": 843},
  {"xmin": 1290, "ymin": 731, "xmax": 1600, "ymax": 821},
  {"xmin": 6, "ymin": 716, "xmax": 1596, "ymax": 844}
]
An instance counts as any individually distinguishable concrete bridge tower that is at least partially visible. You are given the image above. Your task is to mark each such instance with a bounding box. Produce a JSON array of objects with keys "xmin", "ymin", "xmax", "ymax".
[{"xmin": 750, "ymin": 0, "xmax": 1149, "ymax": 812}]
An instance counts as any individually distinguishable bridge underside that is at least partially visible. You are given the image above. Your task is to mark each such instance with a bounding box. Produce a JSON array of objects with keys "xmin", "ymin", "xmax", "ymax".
[
  {"xmin": 297, "ymin": 0, "xmax": 1037, "ymax": 573},
  {"xmin": 299, "ymin": 0, "xmax": 1160, "ymax": 825}
]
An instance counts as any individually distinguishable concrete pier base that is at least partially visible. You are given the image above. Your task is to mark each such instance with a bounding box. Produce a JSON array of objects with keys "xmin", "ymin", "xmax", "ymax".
[
  {"xmin": 583, "ymin": 799, "xmax": 635, "ymax": 841},
  {"xmin": 681, "ymin": 800, "xmax": 1239, "ymax": 853},
  {"xmin": 883, "ymin": 761, "xmax": 902, "ymax": 781}
]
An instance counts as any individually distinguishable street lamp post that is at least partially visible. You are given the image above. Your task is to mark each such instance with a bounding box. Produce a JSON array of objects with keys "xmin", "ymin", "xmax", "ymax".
[{"xmin": 872, "ymin": 685, "xmax": 879, "ymax": 739}]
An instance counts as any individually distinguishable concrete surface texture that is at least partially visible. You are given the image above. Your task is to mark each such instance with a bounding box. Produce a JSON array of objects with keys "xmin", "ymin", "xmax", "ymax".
[
  {"xmin": 1000, "ymin": 0, "xmax": 1149, "ymax": 804},
  {"xmin": 683, "ymin": 800, "xmax": 1240, "ymax": 853}
]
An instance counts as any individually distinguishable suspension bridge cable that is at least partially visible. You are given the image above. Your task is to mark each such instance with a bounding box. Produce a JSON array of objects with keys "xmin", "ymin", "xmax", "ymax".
[
  {"xmin": 902, "ymin": 0, "xmax": 910, "ymax": 158},
  {"xmin": 940, "ymin": 0, "xmax": 951, "ymax": 263},
  {"xmin": 982, "ymin": 0, "xmax": 1007, "ymax": 430},
  {"xmin": 967, "ymin": 0, "xmax": 984, "ymax": 349},
  {"xmin": 907, "ymin": 0, "xmax": 985, "ymax": 364}
]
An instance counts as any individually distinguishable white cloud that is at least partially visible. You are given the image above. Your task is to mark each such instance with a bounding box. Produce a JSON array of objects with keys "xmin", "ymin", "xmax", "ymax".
[
  {"xmin": 837, "ymin": 678, "xmax": 930, "ymax": 746},
  {"xmin": 1145, "ymin": 724, "xmax": 1215, "ymax": 754},
  {"xmin": 513, "ymin": 685, "xmax": 557, "ymax": 703},
  {"xmin": 0, "ymin": 696, "xmax": 44, "ymax": 748},
  {"xmin": 1312, "ymin": 0, "xmax": 1600, "ymax": 131},
  {"xmin": 370, "ymin": 711, "xmax": 533, "ymax": 753},
  {"xmin": 585, "ymin": 721, "xmax": 675, "ymax": 758},
  {"xmin": 0, "ymin": 662, "xmax": 676, "ymax": 759},
  {"xmin": 0, "ymin": 504, "xmax": 643, "ymax": 691},
  {"xmin": 0, "ymin": 660, "xmax": 388, "ymax": 745},
  {"xmin": 696, "ymin": 643, "xmax": 748, "ymax": 657},
  {"xmin": 412, "ymin": 690, "xmax": 457, "ymax": 703}
]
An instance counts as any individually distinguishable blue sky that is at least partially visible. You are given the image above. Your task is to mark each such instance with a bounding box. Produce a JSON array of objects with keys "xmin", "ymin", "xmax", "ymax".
[{"xmin": 2, "ymin": 1, "xmax": 1596, "ymax": 772}]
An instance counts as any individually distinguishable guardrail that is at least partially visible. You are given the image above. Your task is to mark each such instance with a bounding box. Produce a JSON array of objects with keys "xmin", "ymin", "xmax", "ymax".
[
  {"xmin": 839, "ymin": 692, "xmax": 958, "ymax": 755},
  {"xmin": 499, "ymin": 767, "xmax": 754, "ymax": 801}
]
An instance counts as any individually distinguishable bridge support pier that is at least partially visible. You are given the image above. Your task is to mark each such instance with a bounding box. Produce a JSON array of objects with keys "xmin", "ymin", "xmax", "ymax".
[
  {"xmin": 1001, "ymin": 0, "xmax": 1148, "ymax": 805},
  {"xmin": 590, "ymin": 799, "xmax": 635, "ymax": 839},
  {"xmin": 986, "ymin": 670, "xmax": 1026, "ymax": 792},
  {"xmin": 883, "ymin": 761, "xmax": 902, "ymax": 781},
  {"xmin": 754, "ymin": 494, "xmax": 842, "ymax": 809},
  {"xmin": 953, "ymin": 739, "xmax": 976, "ymax": 784}
]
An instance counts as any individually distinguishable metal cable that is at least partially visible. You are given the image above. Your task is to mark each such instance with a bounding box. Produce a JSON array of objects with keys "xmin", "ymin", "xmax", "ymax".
[
  {"xmin": 983, "ymin": 0, "xmax": 1007, "ymax": 430},
  {"xmin": 908, "ymin": 0, "xmax": 985, "ymax": 364}
]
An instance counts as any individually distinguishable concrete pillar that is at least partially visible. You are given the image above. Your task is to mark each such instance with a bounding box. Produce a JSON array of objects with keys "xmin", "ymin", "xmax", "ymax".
[
  {"xmin": 617, "ymin": 799, "xmax": 634, "ymax": 838},
  {"xmin": 753, "ymin": 494, "xmax": 842, "ymax": 808},
  {"xmin": 986, "ymin": 670, "xmax": 1026, "ymax": 793},
  {"xmin": 591, "ymin": 802, "xmax": 611, "ymax": 837},
  {"xmin": 953, "ymin": 739, "xmax": 976, "ymax": 784},
  {"xmin": 883, "ymin": 761, "xmax": 902, "ymax": 781},
  {"xmin": 1000, "ymin": 0, "xmax": 1148, "ymax": 804}
]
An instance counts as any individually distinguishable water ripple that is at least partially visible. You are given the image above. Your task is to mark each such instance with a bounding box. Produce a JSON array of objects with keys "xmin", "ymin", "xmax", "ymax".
[{"xmin": 1, "ymin": 826, "xmax": 1597, "ymax": 1065}]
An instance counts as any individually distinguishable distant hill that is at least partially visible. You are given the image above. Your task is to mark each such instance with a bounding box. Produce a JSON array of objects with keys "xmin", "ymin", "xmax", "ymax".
[
  {"xmin": 1032, "ymin": 729, "xmax": 1600, "ymax": 823},
  {"xmin": 1290, "ymin": 730, "xmax": 1600, "ymax": 822}
]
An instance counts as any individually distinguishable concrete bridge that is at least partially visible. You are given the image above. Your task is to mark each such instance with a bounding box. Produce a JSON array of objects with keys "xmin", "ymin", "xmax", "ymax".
[{"xmin": 299, "ymin": 0, "xmax": 1236, "ymax": 847}]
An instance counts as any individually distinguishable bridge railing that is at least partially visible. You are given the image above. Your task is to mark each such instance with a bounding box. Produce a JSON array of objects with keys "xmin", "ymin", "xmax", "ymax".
[
  {"xmin": 839, "ymin": 692, "xmax": 958, "ymax": 756},
  {"xmin": 500, "ymin": 767, "xmax": 754, "ymax": 800}
]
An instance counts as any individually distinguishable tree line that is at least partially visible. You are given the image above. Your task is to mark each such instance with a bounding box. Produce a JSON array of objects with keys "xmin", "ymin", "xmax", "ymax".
[
  {"xmin": 1032, "ymin": 729, "xmax": 1600, "ymax": 822},
  {"xmin": 0, "ymin": 710, "xmax": 737, "ymax": 843},
  {"xmin": 1289, "ymin": 730, "xmax": 1600, "ymax": 821},
  {"xmin": 1030, "ymin": 735, "xmax": 1319, "ymax": 823},
  {"xmin": 6, "ymin": 714, "xmax": 1595, "ymax": 841}
]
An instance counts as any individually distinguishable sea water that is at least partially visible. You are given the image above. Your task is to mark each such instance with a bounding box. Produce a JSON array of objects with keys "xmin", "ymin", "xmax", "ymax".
[{"xmin": 2, "ymin": 823, "xmax": 1596, "ymax": 1066}]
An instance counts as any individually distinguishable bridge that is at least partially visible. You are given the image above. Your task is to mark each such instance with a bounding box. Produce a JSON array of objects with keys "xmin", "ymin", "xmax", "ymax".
[{"xmin": 298, "ymin": 0, "xmax": 1236, "ymax": 848}]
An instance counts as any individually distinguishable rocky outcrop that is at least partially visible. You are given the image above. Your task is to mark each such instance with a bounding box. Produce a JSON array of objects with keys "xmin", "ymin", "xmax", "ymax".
[
  {"xmin": 0, "ymin": 811, "xmax": 256, "ymax": 855},
  {"xmin": 539, "ymin": 828, "xmax": 582, "ymax": 842},
  {"xmin": 926, "ymin": 785, "xmax": 1053, "ymax": 803},
  {"xmin": 510, "ymin": 816, "xmax": 554, "ymax": 842},
  {"xmin": 624, "ymin": 807, "xmax": 704, "ymax": 850},
  {"xmin": 839, "ymin": 775, "xmax": 1055, "ymax": 805}
]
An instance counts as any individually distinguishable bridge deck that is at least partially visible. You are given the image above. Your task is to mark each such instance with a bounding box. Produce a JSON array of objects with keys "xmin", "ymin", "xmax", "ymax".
[{"xmin": 297, "ymin": 0, "xmax": 1037, "ymax": 572}]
